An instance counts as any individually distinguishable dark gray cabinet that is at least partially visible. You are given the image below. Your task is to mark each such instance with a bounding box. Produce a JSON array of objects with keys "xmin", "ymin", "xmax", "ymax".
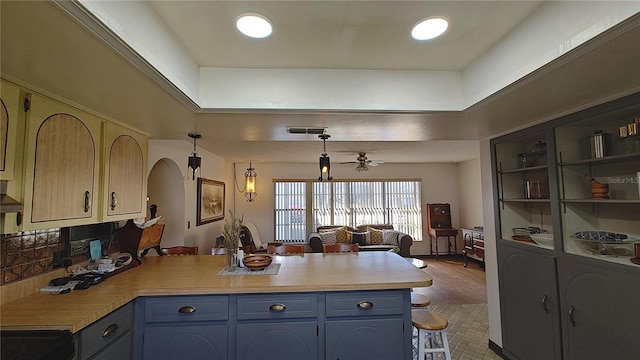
[
  {"xmin": 558, "ymin": 259, "xmax": 640, "ymax": 360},
  {"xmin": 493, "ymin": 93, "xmax": 640, "ymax": 360},
  {"xmin": 499, "ymin": 245, "xmax": 562, "ymax": 360}
]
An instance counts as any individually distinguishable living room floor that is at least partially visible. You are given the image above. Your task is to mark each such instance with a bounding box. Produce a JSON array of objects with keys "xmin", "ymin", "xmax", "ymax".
[{"xmin": 412, "ymin": 256, "xmax": 502, "ymax": 360}]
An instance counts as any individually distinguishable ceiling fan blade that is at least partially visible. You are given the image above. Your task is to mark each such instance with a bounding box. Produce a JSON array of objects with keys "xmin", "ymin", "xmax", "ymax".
[
  {"xmin": 340, "ymin": 161, "xmax": 358, "ymax": 164},
  {"xmin": 368, "ymin": 162, "xmax": 381, "ymax": 167}
]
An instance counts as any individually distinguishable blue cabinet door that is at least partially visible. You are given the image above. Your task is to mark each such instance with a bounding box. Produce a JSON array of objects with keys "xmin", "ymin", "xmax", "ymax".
[
  {"xmin": 236, "ymin": 321, "xmax": 317, "ymax": 360},
  {"xmin": 142, "ymin": 324, "xmax": 227, "ymax": 360},
  {"xmin": 326, "ymin": 318, "xmax": 404, "ymax": 360}
]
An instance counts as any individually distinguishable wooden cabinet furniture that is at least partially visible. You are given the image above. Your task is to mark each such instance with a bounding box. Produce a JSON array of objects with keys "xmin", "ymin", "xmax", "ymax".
[
  {"xmin": 0, "ymin": 78, "xmax": 149, "ymax": 233},
  {"xmin": 0, "ymin": 80, "xmax": 24, "ymax": 181},
  {"xmin": 75, "ymin": 301, "xmax": 133, "ymax": 360},
  {"xmin": 492, "ymin": 92, "xmax": 640, "ymax": 359},
  {"xmin": 462, "ymin": 228, "xmax": 485, "ymax": 268},
  {"xmin": 426, "ymin": 203, "xmax": 459, "ymax": 260},
  {"xmin": 23, "ymin": 92, "xmax": 102, "ymax": 228},
  {"xmin": 101, "ymin": 122, "xmax": 148, "ymax": 221}
]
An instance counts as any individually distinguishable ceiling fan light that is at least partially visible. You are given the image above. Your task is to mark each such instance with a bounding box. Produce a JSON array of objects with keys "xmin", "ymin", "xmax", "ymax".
[
  {"xmin": 236, "ymin": 13, "xmax": 272, "ymax": 39},
  {"xmin": 411, "ymin": 17, "xmax": 448, "ymax": 41},
  {"xmin": 356, "ymin": 163, "xmax": 369, "ymax": 172}
]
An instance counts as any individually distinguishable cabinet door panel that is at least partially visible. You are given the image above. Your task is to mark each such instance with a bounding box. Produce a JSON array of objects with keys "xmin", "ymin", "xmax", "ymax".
[
  {"xmin": 559, "ymin": 260, "xmax": 640, "ymax": 360},
  {"xmin": 32, "ymin": 113, "xmax": 95, "ymax": 222},
  {"xmin": 326, "ymin": 318, "xmax": 404, "ymax": 360},
  {"xmin": 107, "ymin": 135, "xmax": 143, "ymax": 216},
  {"xmin": 142, "ymin": 324, "xmax": 227, "ymax": 360},
  {"xmin": 236, "ymin": 321, "xmax": 317, "ymax": 360},
  {"xmin": 499, "ymin": 245, "xmax": 562, "ymax": 360},
  {"xmin": 0, "ymin": 80, "xmax": 22, "ymax": 179}
]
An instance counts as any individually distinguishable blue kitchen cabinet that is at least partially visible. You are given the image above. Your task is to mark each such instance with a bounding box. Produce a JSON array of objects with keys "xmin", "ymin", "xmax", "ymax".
[
  {"xmin": 325, "ymin": 290, "xmax": 407, "ymax": 360},
  {"xmin": 235, "ymin": 293, "xmax": 318, "ymax": 360},
  {"xmin": 140, "ymin": 295, "xmax": 229, "ymax": 360}
]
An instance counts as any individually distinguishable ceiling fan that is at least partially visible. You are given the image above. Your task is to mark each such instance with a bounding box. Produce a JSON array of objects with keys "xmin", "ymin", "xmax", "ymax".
[{"xmin": 340, "ymin": 152, "xmax": 384, "ymax": 172}]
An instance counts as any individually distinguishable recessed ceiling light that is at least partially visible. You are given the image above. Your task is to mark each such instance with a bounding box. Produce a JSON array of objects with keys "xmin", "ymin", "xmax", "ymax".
[
  {"xmin": 236, "ymin": 13, "xmax": 272, "ymax": 39},
  {"xmin": 411, "ymin": 17, "xmax": 448, "ymax": 41}
]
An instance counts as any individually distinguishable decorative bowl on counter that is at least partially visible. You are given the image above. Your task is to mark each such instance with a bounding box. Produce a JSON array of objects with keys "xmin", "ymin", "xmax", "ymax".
[
  {"xmin": 242, "ymin": 254, "xmax": 273, "ymax": 271},
  {"xmin": 529, "ymin": 233, "xmax": 554, "ymax": 248}
]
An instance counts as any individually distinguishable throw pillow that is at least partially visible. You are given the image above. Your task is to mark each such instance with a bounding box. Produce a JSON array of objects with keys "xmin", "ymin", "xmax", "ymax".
[
  {"xmin": 382, "ymin": 230, "xmax": 399, "ymax": 246},
  {"xmin": 334, "ymin": 227, "xmax": 350, "ymax": 244},
  {"xmin": 368, "ymin": 227, "xmax": 384, "ymax": 245},
  {"xmin": 319, "ymin": 231, "xmax": 337, "ymax": 245},
  {"xmin": 350, "ymin": 232, "xmax": 367, "ymax": 246}
]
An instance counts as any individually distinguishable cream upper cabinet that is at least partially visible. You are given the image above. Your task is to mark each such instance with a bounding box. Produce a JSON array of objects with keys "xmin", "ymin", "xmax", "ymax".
[
  {"xmin": 0, "ymin": 80, "xmax": 24, "ymax": 180},
  {"xmin": 22, "ymin": 93, "xmax": 101, "ymax": 229},
  {"xmin": 101, "ymin": 121, "xmax": 148, "ymax": 221}
]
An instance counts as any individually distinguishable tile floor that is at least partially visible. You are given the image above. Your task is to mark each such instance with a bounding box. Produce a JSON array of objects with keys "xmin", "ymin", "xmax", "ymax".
[{"xmin": 412, "ymin": 303, "xmax": 502, "ymax": 360}]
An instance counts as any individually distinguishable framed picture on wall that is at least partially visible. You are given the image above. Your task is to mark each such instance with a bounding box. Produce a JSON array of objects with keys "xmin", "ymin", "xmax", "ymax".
[{"xmin": 197, "ymin": 178, "xmax": 225, "ymax": 225}]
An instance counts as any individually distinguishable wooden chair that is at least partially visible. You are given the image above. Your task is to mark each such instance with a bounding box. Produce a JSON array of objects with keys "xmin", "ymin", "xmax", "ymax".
[
  {"xmin": 161, "ymin": 246, "xmax": 198, "ymax": 256},
  {"xmin": 267, "ymin": 244, "xmax": 304, "ymax": 255},
  {"xmin": 323, "ymin": 243, "xmax": 359, "ymax": 253}
]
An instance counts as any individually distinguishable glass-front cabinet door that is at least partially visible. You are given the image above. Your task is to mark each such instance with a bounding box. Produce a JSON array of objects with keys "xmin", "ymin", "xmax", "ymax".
[
  {"xmin": 494, "ymin": 130, "xmax": 556, "ymax": 251},
  {"xmin": 555, "ymin": 103, "xmax": 640, "ymax": 267}
]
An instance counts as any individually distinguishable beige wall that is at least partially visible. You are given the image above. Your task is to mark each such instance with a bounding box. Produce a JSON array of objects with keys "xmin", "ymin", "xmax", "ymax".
[
  {"xmin": 148, "ymin": 140, "xmax": 227, "ymax": 255},
  {"xmin": 227, "ymin": 160, "xmax": 482, "ymax": 256}
]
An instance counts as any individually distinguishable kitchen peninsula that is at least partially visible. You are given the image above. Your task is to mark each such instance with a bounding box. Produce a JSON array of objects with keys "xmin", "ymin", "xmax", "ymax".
[{"xmin": 0, "ymin": 252, "xmax": 432, "ymax": 359}]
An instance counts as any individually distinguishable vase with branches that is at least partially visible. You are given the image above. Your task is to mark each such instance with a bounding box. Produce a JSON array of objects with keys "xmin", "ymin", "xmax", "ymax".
[{"xmin": 222, "ymin": 210, "xmax": 243, "ymax": 270}]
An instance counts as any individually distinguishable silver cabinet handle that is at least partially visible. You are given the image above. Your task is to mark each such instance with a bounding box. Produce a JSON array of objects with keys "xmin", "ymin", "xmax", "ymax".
[
  {"xmin": 357, "ymin": 301, "xmax": 373, "ymax": 309},
  {"xmin": 269, "ymin": 303, "xmax": 286, "ymax": 312},
  {"xmin": 178, "ymin": 306, "xmax": 196, "ymax": 314},
  {"xmin": 569, "ymin": 306, "xmax": 576, "ymax": 327},
  {"xmin": 84, "ymin": 191, "xmax": 91, "ymax": 213},
  {"xmin": 110, "ymin": 191, "xmax": 117, "ymax": 210},
  {"xmin": 102, "ymin": 323, "xmax": 118, "ymax": 338},
  {"xmin": 541, "ymin": 295, "xmax": 549, "ymax": 314}
]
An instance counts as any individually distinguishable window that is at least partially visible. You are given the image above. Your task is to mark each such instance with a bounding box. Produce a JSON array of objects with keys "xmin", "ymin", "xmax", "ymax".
[{"xmin": 274, "ymin": 180, "xmax": 422, "ymax": 243}]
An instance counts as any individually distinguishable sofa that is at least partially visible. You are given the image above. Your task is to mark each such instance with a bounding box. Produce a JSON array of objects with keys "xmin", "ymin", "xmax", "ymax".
[{"xmin": 308, "ymin": 224, "xmax": 413, "ymax": 257}]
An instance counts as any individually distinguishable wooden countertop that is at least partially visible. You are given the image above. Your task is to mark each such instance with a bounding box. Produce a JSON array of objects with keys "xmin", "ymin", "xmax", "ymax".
[{"xmin": 0, "ymin": 252, "xmax": 432, "ymax": 333}]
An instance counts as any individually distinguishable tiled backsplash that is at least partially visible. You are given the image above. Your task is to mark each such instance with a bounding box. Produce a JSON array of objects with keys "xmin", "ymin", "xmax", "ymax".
[{"xmin": 0, "ymin": 229, "xmax": 63, "ymax": 284}]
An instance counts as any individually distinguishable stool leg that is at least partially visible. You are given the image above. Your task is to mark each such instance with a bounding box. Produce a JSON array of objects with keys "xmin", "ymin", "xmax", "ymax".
[
  {"xmin": 440, "ymin": 330, "xmax": 452, "ymax": 360},
  {"xmin": 434, "ymin": 236, "xmax": 439, "ymax": 261},
  {"xmin": 418, "ymin": 328, "xmax": 426, "ymax": 360}
]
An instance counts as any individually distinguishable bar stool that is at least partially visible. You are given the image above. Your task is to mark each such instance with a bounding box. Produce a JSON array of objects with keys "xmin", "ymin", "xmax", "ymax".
[
  {"xmin": 412, "ymin": 309, "xmax": 452, "ymax": 360},
  {"xmin": 411, "ymin": 293, "xmax": 432, "ymax": 308}
]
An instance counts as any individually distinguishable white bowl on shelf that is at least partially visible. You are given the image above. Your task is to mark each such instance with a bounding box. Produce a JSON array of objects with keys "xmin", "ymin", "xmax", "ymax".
[{"xmin": 529, "ymin": 233, "xmax": 554, "ymax": 248}]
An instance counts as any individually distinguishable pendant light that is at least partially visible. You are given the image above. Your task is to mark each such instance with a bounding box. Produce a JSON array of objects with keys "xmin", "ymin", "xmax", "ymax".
[
  {"xmin": 244, "ymin": 161, "xmax": 257, "ymax": 202},
  {"xmin": 187, "ymin": 133, "xmax": 201, "ymax": 180},
  {"xmin": 318, "ymin": 134, "xmax": 333, "ymax": 182}
]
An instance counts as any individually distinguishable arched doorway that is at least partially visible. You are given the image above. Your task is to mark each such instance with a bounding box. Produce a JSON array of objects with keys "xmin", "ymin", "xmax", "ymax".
[{"xmin": 147, "ymin": 158, "xmax": 184, "ymax": 251}]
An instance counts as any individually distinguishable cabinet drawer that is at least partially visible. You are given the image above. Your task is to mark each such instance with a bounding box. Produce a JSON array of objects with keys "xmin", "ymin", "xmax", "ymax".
[
  {"xmin": 88, "ymin": 330, "xmax": 132, "ymax": 360},
  {"xmin": 237, "ymin": 293, "xmax": 317, "ymax": 320},
  {"xmin": 144, "ymin": 295, "xmax": 229, "ymax": 323},
  {"xmin": 326, "ymin": 290, "xmax": 404, "ymax": 317},
  {"xmin": 79, "ymin": 302, "xmax": 133, "ymax": 359}
]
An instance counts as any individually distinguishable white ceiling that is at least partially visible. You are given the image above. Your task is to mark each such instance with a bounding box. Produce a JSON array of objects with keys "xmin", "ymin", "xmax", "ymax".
[
  {"xmin": 2, "ymin": 1, "xmax": 639, "ymax": 167},
  {"xmin": 146, "ymin": 0, "xmax": 543, "ymax": 71}
]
